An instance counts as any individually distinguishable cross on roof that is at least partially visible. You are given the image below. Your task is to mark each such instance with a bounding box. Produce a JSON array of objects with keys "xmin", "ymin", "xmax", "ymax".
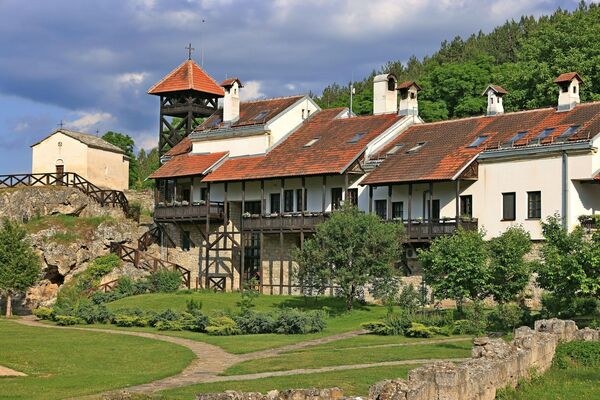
[
  {"xmin": 186, "ymin": 43, "xmax": 195, "ymax": 60},
  {"xmin": 57, "ymin": 120, "xmax": 64, "ymax": 129}
]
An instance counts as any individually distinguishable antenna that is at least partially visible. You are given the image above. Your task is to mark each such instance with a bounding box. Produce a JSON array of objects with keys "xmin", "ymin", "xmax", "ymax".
[
  {"xmin": 349, "ymin": 82, "xmax": 355, "ymax": 117},
  {"xmin": 200, "ymin": 19, "xmax": 206, "ymax": 67}
]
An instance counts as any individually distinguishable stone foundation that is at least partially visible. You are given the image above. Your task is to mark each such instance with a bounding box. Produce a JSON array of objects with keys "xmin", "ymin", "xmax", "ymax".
[{"xmin": 196, "ymin": 319, "xmax": 600, "ymax": 400}]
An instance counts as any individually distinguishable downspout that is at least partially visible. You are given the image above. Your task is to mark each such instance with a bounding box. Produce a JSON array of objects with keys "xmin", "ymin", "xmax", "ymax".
[{"xmin": 561, "ymin": 151, "xmax": 568, "ymax": 229}]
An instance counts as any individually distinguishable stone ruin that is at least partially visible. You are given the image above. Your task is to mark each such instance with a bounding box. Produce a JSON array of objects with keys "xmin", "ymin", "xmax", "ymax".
[{"xmin": 196, "ymin": 319, "xmax": 600, "ymax": 400}]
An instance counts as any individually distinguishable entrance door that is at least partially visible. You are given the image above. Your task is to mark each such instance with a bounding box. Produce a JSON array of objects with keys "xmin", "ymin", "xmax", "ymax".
[{"xmin": 55, "ymin": 164, "xmax": 64, "ymax": 185}]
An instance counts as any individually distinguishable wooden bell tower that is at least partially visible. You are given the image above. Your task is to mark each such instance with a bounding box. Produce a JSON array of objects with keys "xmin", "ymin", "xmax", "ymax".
[{"xmin": 148, "ymin": 50, "xmax": 224, "ymax": 156}]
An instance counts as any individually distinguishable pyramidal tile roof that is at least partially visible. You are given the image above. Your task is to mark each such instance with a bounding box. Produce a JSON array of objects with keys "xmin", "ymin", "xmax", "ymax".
[{"xmin": 148, "ymin": 60, "xmax": 225, "ymax": 96}]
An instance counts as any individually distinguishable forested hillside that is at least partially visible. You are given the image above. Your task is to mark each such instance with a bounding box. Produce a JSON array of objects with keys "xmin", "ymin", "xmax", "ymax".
[{"xmin": 315, "ymin": 2, "xmax": 600, "ymax": 121}]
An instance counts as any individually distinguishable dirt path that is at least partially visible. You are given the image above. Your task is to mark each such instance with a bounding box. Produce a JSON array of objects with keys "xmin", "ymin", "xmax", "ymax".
[
  {"xmin": 0, "ymin": 365, "xmax": 26, "ymax": 377},
  {"xmin": 14, "ymin": 317, "xmax": 469, "ymax": 396}
]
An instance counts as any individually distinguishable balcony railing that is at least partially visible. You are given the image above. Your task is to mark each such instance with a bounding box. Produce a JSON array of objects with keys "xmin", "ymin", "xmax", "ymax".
[
  {"xmin": 399, "ymin": 218, "xmax": 478, "ymax": 241},
  {"xmin": 242, "ymin": 212, "xmax": 330, "ymax": 232},
  {"xmin": 154, "ymin": 202, "xmax": 224, "ymax": 222}
]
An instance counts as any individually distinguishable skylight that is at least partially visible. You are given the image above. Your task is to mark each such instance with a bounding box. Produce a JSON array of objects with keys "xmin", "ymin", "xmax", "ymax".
[
  {"xmin": 252, "ymin": 111, "xmax": 269, "ymax": 121},
  {"xmin": 348, "ymin": 132, "xmax": 366, "ymax": 143},
  {"xmin": 387, "ymin": 143, "xmax": 404, "ymax": 155},
  {"xmin": 467, "ymin": 136, "xmax": 489, "ymax": 148},
  {"xmin": 304, "ymin": 137, "xmax": 320, "ymax": 147},
  {"xmin": 537, "ymin": 128, "xmax": 555, "ymax": 139},
  {"xmin": 558, "ymin": 125, "xmax": 581, "ymax": 139},
  {"xmin": 207, "ymin": 117, "xmax": 222, "ymax": 128},
  {"xmin": 505, "ymin": 131, "xmax": 528, "ymax": 146},
  {"xmin": 406, "ymin": 142, "xmax": 426, "ymax": 154}
]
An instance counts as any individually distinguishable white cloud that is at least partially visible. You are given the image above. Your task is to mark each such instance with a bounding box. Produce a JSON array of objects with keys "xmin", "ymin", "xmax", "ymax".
[
  {"xmin": 285, "ymin": 83, "xmax": 296, "ymax": 91},
  {"xmin": 14, "ymin": 121, "xmax": 29, "ymax": 132},
  {"xmin": 116, "ymin": 72, "xmax": 148, "ymax": 86},
  {"xmin": 136, "ymin": 132, "xmax": 158, "ymax": 151},
  {"xmin": 65, "ymin": 112, "xmax": 114, "ymax": 131},
  {"xmin": 240, "ymin": 80, "xmax": 266, "ymax": 101}
]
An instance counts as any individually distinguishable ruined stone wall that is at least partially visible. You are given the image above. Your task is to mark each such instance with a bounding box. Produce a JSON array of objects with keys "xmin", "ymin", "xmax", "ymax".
[{"xmin": 196, "ymin": 319, "xmax": 600, "ymax": 400}]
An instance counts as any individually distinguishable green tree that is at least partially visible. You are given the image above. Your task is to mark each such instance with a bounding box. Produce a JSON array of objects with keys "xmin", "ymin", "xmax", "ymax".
[
  {"xmin": 295, "ymin": 205, "xmax": 404, "ymax": 310},
  {"xmin": 0, "ymin": 219, "xmax": 41, "ymax": 317},
  {"xmin": 418, "ymin": 228, "xmax": 489, "ymax": 311},
  {"xmin": 536, "ymin": 215, "xmax": 600, "ymax": 301},
  {"xmin": 136, "ymin": 147, "xmax": 160, "ymax": 189},
  {"xmin": 487, "ymin": 226, "xmax": 533, "ymax": 304},
  {"xmin": 102, "ymin": 131, "xmax": 138, "ymax": 188}
]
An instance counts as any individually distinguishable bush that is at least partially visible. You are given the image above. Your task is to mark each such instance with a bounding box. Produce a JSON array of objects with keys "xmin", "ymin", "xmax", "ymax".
[
  {"xmin": 147, "ymin": 309, "xmax": 179, "ymax": 327},
  {"xmin": 55, "ymin": 315, "xmax": 84, "ymax": 326},
  {"xmin": 458, "ymin": 301, "xmax": 487, "ymax": 335},
  {"xmin": 275, "ymin": 309, "xmax": 327, "ymax": 334},
  {"xmin": 397, "ymin": 284, "xmax": 421, "ymax": 313},
  {"xmin": 88, "ymin": 254, "xmax": 122, "ymax": 279},
  {"xmin": 149, "ymin": 270, "xmax": 182, "ymax": 293},
  {"xmin": 405, "ymin": 322, "xmax": 435, "ymax": 338},
  {"xmin": 178, "ymin": 311, "xmax": 209, "ymax": 332},
  {"xmin": 74, "ymin": 301, "xmax": 111, "ymax": 324},
  {"xmin": 553, "ymin": 341, "xmax": 600, "ymax": 369},
  {"xmin": 206, "ymin": 316, "xmax": 241, "ymax": 336},
  {"xmin": 488, "ymin": 303, "xmax": 524, "ymax": 332},
  {"xmin": 235, "ymin": 311, "xmax": 277, "ymax": 334},
  {"xmin": 33, "ymin": 307, "xmax": 53, "ymax": 320},
  {"xmin": 362, "ymin": 321, "xmax": 393, "ymax": 335},
  {"xmin": 186, "ymin": 298, "xmax": 203, "ymax": 313},
  {"xmin": 113, "ymin": 314, "xmax": 148, "ymax": 327},
  {"xmin": 155, "ymin": 320, "xmax": 184, "ymax": 331},
  {"xmin": 411, "ymin": 309, "xmax": 454, "ymax": 328}
]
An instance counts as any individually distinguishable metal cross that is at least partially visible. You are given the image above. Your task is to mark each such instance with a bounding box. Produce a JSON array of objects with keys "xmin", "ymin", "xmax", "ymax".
[
  {"xmin": 57, "ymin": 120, "xmax": 64, "ymax": 129},
  {"xmin": 186, "ymin": 43, "xmax": 195, "ymax": 60}
]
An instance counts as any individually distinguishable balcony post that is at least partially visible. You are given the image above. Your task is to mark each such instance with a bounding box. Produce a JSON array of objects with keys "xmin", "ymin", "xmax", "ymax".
[
  {"xmin": 322, "ymin": 175, "xmax": 326, "ymax": 213},
  {"xmin": 279, "ymin": 178, "xmax": 284, "ymax": 294},
  {"xmin": 223, "ymin": 182, "xmax": 228, "ymax": 278},
  {"xmin": 455, "ymin": 179, "xmax": 461, "ymax": 230},
  {"xmin": 240, "ymin": 181, "xmax": 245, "ymax": 291},
  {"xmin": 428, "ymin": 182, "xmax": 433, "ymax": 238},
  {"xmin": 190, "ymin": 178, "xmax": 195, "ymax": 203},
  {"xmin": 173, "ymin": 178, "xmax": 177, "ymax": 202},
  {"xmin": 368, "ymin": 185, "xmax": 373, "ymax": 214},
  {"xmin": 344, "ymin": 173, "xmax": 349, "ymax": 205},
  {"xmin": 261, "ymin": 180, "xmax": 265, "ymax": 216},
  {"xmin": 408, "ymin": 183, "xmax": 412, "ymax": 240},
  {"xmin": 205, "ymin": 182, "xmax": 211, "ymax": 288},
  {"xmin": 387, "ymin": 185, "xmax": 392, "ymax": 220}
]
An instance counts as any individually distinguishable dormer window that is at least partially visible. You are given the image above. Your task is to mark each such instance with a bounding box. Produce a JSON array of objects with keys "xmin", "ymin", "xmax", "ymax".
[
  {"xmin": 304, "ymin": 137, "xmax": 320, "ymax": 147},
  {"xmin": 537, "ymin": 128, "xmax": 555, "ymax": 139},
  {"xmin": 467, "ymin": 135, "xmax": 489, "ymax": 148},
  {"xmin": 406, "ymin": 142, "xmax": 426, "ymax": 154}
]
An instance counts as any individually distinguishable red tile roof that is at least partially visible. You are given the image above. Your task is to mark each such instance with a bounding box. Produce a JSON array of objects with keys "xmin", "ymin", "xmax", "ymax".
[
  {"xmin": 554, "ymin": 72, "xmax": 584, "ymax": 84},
  {"xmin": 164, "ymin": 137, "xmax": 192, "ymax": 157},
  {"xmin": 196, "ymin": 95, "xmax": 305, "ymax": 132},
  {"xmin": 397, "ymin": 81, "xmax": 422, "ymax": 91},
  {"xmin": 484, "ymin": 84, "xmax": 508, "ymax": 95},
  {"xmin": 363, "ymin": 101, "xmax": 600, "ymax": 185},
  {"xmin": 204, "ymin": 108, "xmax": 404, "ymax": 182},
  {"xmin": 149, "ymin": 152, "xmax": 228, "ymax": 179},
  {"xmin": 148, "ymin": 60, "xmax": 225, "ymax": 96},
  {"xmin": 220, "ymin": 78, "xmax": 242, "ymax": 88}
]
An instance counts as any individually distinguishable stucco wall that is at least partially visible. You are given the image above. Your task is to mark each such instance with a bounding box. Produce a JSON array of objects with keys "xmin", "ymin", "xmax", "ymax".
[
  {"xmin": 31, "ymin": 132, "xmax": 88, "ymax": 177},
  {"xmin": 86, "ymin": 146, "xmax": 129, "ymax": 190},
  {"xmin": 192, "ymin": 134, "xmax": 267, "ymax": 157},
  {"xmin": 267, "ymin": 97, "xmax": 319, "ymax": 146}
]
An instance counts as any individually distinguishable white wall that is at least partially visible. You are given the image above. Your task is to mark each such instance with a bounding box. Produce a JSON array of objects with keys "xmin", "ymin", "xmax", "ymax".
[
  {"xmin": 192, "ymin": 134, "xmax": 267, "ymax": 157},
  {"xmin": 32, "ymin": 132, "xmax": 88, "ymax": 177},
  {"xmin": 267, "ymin": 97, "xmax": 320, "ymax": 147}
]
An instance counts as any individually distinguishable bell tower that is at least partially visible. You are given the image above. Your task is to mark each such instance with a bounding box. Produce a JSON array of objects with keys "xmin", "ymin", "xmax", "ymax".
[{"xmin": 148, "ymin": 50, "xmax": 224, "ymax": 156}]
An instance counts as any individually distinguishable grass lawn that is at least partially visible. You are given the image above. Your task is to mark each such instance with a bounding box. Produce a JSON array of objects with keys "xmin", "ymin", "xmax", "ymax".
[
  {"xmin": 223, "ymin": 340, "xmax": 472, "ymax": 375},
  {"xmin": 158, "ymin": 364, "xmax": 422, "ymax": 399},
  {"xmin": 25, "ymin": 214, "xmax": 115, "ymax": 243},
  {"xmin": 0, "ymin": 319, "xmax": 194, "ymax": 400},
  {"xmin": 105, "ymin": 292, "xmax": 391, "ymax": 353},
  {"xmin": 298, "ymin": 333, "xmax": 472, "ymax": 351}
]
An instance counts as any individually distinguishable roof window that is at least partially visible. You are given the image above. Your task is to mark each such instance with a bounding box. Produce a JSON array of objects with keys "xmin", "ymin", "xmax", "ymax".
[
  {"xmin": 348, "ymin": 132, "xmax": 366, "ymax": 143},
  {"xmin": 406, "ymin": 142, "xmax": 426, "ymax": 154},
  {"xmin": 252, "ymin": 111, "xmax": 269, "ymax": 121},
  {"xmin": 537, "ymin": 128, "xmax": 555, "ymax": 139},
  {"xmin": 505, "ymin": 131, "xmax": 528, "ymax": 146},
  {"xmin": 387, "ymin": 143, "xmax": 404, "ymax": 155},
  {"xmin": 467, "ymin": 135, "xmax": 489, "ymax": 148},
  {"xmin": 304, "ymin": 137, "xmax": 320, "ymax": 147},
  {"xmin": 207, "ymin": 117, "xmax": 222, "ymax": 128},
  {"xmin": 557, "ymin": 125, "xmax": 581, "ymax": 140}
]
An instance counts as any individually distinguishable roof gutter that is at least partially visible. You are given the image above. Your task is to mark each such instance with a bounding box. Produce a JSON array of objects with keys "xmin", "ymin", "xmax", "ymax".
[{"xmin": 477, "ymin": 140, "xmax": 594, "ymax": 160}]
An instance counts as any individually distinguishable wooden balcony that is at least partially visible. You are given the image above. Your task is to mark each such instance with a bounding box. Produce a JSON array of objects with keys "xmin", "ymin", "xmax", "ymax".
[
  {"xmin": 242, "ymin": 212, "xmax": 330, "ymax": 232},
  {"xmin": 400, "ymin": 218, "xmax": 478, "ymax": 242},
  {"xmin": 153, "ymin": 202, "xmax": 224, "ymax": 222}
]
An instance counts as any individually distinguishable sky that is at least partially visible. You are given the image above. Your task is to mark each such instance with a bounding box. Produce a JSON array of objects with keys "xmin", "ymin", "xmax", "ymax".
[{"xmin": 0, "ymin": 0, "xmax": 590, "ymax": 173}]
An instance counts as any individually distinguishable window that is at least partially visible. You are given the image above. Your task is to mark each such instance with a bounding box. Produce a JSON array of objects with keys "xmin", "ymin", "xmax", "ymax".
[
  {"xmin": 304, "ymin": 137, "xmax": 320, "ymax": 147},
  {"xmin": 375, "ymin": 200, "xmax": 387, "ymax": 219},
  {"xmin": 207, "ymin": 117, "xmax": 222, "ymax": 128},
  {"xmin": 468, "ymin": 136, "xmax": 489, "ymax": 148},
  {"xmin": 200, "ymin": 187, "xmax": 209, "ymax": 201},
  {"xmin": 537, "ymin": 128, "xmax": 555, "ymax": 139},
  {"xmin": 573, "ymin": 85, "xmax": 577, "ymax": 93},
  {"xmin": 347, "ymin": 188, "xmax": 358, "ymax": 207},
  {"xmin": 387, "ymin": 144, "xmax": 404, "ymax": 155},
  {"xmin": 557, "ymin": 125, "xmax": 581, "ymax": 141},
  {"xmin": 348, "ymin": 132, "xmax": 366, "ymax": 143},
  {"xmin": 502, "ymin": 192, "xmax": 516, "ymax": 221},
  {"xmin": 270, "ymin": 193, "xmax": 281, "ymax": 213},
  {"xmin": 284, "ymin": 190, "xmax": 294, "ymax": 213},
  {"xmin": 429, "ymin": 199, "xmax": 440, "ymax": 220},
  {"xmin": 406, "ymin": 142, "xmax": 426, "ymax": 154},
  {"xmin": 507, "ymin": 131, "xmax": 528, "ymax": 145},
  {"xmin": 331, "ymin": 188, "xmax": 343, "ymax": 210},
  {"xmin": 392, "ymin": 201, "xmax": 404, "ymax": 220},
  {"xmin": 252, "ymin": 111, "xmax": 269, "ymax": 121},
  {"xmin": 296, "ymin": 189, "xmax": 304, "ymax": 212},
  {"xmin": 243, "ymin": 233, "xmax": 261, "ymax": 283},
  {"xmin": 527, "ymin": 191, "xmax": 541, "ymax": 219},
  {"xmin": 181, "ymin": 231, "xmax": 191, "ymax": 252},
  {"xmin": 244, "ymin": 201, "xmax": 261, "ymax": 215},
  {"xmin": 460, "ymin": 195, "xmax": 473, "ymax": 218}
]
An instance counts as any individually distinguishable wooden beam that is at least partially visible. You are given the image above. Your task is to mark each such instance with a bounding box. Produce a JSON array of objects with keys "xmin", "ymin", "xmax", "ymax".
[
  {"xmin": 408, "ymin": 183, "xmax": 413, "ymax": 238},
  {"xmin": 240, "ymin": 181, "xmax": 246, "ymax": 291},
  {"xmin": 387, "ymin": 185, "xmax": 392, "ymax": 220},
  {"xmin": 428, "ymin": 182, "xmax": 433, "ymax": 238},
  {"xmin": 322, "ymin": 176, "xmax": 326, "ymax": 213},
  {"xmin": 455, "ymin": 179, "xmax": 461, "ymax": 230},
  {"xmin": 205, "ymin": 182, "xmax": 211, "ymax": 287},
  {"xmin": 368, "ymin": 185, "xmax": 373, "ymax": 214}
]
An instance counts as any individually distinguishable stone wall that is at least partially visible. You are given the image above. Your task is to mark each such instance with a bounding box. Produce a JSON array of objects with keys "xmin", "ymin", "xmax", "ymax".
[{"xmin": 196, "ymin": 319, "xmax": 600, "ymax": 400}]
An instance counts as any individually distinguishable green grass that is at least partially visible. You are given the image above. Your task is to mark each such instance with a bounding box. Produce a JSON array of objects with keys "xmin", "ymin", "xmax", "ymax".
[
  {"xmin": 158, "ymin": 364, "xmax": 422, "ymax": 399},
  {"xmin": 223, "ymin": 340, "xmax": 472, "ymax": 375},
  {"xmin": 0, "ymin": 319, "xmax": 194, "ymax": 400},
  {"xmin": 25, "ymin": 214, "xmax": 115, "ymax": 242},
  {"xmin": 299, "ymin": 333, "xmax": 472, "ymax": 351}
]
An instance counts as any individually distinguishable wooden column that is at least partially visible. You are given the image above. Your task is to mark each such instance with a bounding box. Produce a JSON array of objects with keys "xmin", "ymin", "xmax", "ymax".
[
  {"xmin": 455, "ymin": 179, "xmax": 461, "ymax": 230},
  {"xmin": 240, "ymin": 181, "xmax": 246, "ymax": 291},
  {"xmin": 321, "ymin": 175, "xmax": 326, "ymax": 213},
  {"xmin": 428, "ymin": 182, "xmax": 433, "ymax": 238},
  {"xmin": 223, "ymin": 182, "xmax": 229, "ymax": 288},
  {"xmin": 204, "ymin": 182, "xmax": 211, "ymax": 288},
  {"xmin": 190, "ymin": 178, "xmax": 195, "ymax": 203},
  {"xmin": 261, "ymin": 180, "xmax": 265, "ymax": 215},
  {"xmin": 279, "ymin": 178, "xmax": 284, "ymax": 294},
  {"xmin": 387, "ymin": 185, "xmax": 392, "ymax": 220},
  {"xmin": 344, "ymin": 173, "xmax": 349, "ymax": 205},
  {"xmin": 408, "ymin": 183, "xmax": 413, "ymax": 240},
  {"xmin": 368, "ymin": 185, "xmax": 373, "ymax": 214},
  {"xmin": 173, "ymin": 178, "xmax": 177, "ymax": 202}
]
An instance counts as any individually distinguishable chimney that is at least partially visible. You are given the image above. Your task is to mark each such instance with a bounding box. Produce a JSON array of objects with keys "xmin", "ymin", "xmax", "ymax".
[
  {"xmin": 482, "ymin": 84, "xmax": 508, "ymax": 116},
  {"xmin": 554, "ymin": 72, "xmax": 583, "ymax": 112},
  {"xmin": 373, "ymin": 74, "xmax": 398, "ymax": 115},
  {"xmin": 397, "ymin": 81, "xmax": 421, "ymax": 116},
  {"xmin": 221, "ymin": 78, "xmax": 242, "ymax": 122}
]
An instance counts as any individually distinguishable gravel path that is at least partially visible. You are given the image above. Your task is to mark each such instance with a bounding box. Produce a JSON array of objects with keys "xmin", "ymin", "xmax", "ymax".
[{"xmin": 0, "ymin": 365, "xmax": 26, "ymax": 377}]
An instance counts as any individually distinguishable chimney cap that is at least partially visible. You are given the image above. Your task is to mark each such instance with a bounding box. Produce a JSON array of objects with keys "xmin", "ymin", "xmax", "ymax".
[
  {"xmin": 554, "ymin": 72, "xmax": 583, "ymax": 84},
  {"xmin": 373, "ymin": 73, "xmax": 397, "ymax": 83},
  {"xmin": 220, "ymin": 77, "xmax": 243, "ymax": 88},
  {"xmin": 397, "ymin": 81, "xmax": 422, "ymax": 91},
  {"xmin": 482, "ymin": 84, "xmax": 508, "ymax": 96}
]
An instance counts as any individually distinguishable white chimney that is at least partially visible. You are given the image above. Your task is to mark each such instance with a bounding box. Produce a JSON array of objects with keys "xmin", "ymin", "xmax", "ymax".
[
  {"xmin": 554, "ymin": 72, "xmax": 583, "ymax": 112},
  {"xmin": 373, "ymin": 74, "xmax": 398, "ymax": 115},
  {"xmin": 482, "ymin": 84, "xmax": 508, "ymax": 116},
  {"xmin": 221, "ymin": 78, "xmax": 242, "ymax": 122},
  {"xmin": 397, "ymin": 81, "xmax": 421, "ymax": 116}
]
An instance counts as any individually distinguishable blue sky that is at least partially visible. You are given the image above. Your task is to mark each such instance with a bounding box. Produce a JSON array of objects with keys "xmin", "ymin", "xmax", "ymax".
[{"xmin": 0, "ymin": 0, "xmax": 588, "ymax": 173}]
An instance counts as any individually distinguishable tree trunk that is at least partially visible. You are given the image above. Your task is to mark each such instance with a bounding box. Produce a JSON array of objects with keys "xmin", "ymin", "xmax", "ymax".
[
  {"xmin": 346, "ymin": 285, "xmax": 355, "ymax": 311},
  {"xmin": 5, "ymin": 292, "xmax": 12, "ymax": 318}
]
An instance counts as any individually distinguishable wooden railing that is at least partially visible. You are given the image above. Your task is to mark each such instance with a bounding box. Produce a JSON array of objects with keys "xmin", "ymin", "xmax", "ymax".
[
  {"xmin": 242, "ymin": 212, "xmax": 330, "ymax": 232},
  {"xmin": 137, "ymin": 225, "xmax": 162, "ymax": 251},
  {"xmin": 0, "ymin": 172, "xmax": 130, "ymax": 216},
  {"xmin": 110, "ymin": 242, "xmax": 191, "ymax": 289},
  {"xmin": 399, "ymin": 218, "xmax": 478, "ymax": 241},
  {"xmin": 153, "ymin": 202, "xmax": 224, "ymax": 222}
]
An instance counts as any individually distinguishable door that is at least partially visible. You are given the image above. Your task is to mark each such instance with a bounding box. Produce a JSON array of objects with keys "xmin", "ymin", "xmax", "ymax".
[
  {"xmin": 55, "ymin": 164, "xmax": 64, "ymax": 185},
  {"xmin": 331, "ymin": 187, "xmax": 343, "ymax": 210}
]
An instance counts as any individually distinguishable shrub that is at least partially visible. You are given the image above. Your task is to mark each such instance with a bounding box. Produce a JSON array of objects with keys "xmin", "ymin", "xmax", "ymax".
[
  {"xmin": 55, "ymin": 315, "xmax": 84, "ymax": 326},
  {"xmin": 155, "ymin": 320, "xmax": 184, "ymax": 331},
  {"xmin": 148, "ymin": 309, "xmax": 179, "ymax": 327},
  {"xmin": 553, "ymin": 341, "xmax": 600, "ymax": 369},
  {"xmin": 132, "ymin": 279, "xmax": 151, "ymax": 295},
  {"xmin": 113, "ymin": 314, "xmax": 148, "ymax": 327},
  {"xmin": 88, "ymin": 254, "xmax": 122, "ymax": 279},
  {"xmin": 411, "ymin": 309, "xmax": 454, "ymax": 328},
  {"xmin": 362, "ymin": 321, "xmax": 392, "ymax": 335},
  {"xmin": 397, "ymin": 284, "xmax": 421, "ymax": 313},
  {"xmin": 405, "ymin": 322, "xmax": 436, "ymax": 338},
  {"xmin": 33, "ymin": 307, "xmax": 53, "ymax": 320},
  {"xmin": 235, "ymin": 311, "xmax": 277, "ymax": 334},
  {"xmin": 74, "ymin": 301, "xmax": 111, "ymax": 324},
  {"xmin": 275, "ymin": 309, "xmax": 327, "ymax": 334},
  {"xmin": 206, "ymin": 316, "xmax": 241, "ymax": 336},
  {"xmin": 149, "ymin": 270, "xmax": 182, "ymax": 293},
  {"xmin": 178, "ymin": 311, "xmax": 209, "ymax": 332},
  {"xmin": 186, "ymin": 298, "xmax": 203, "ymax": 313},
  {"xmin": 541, "ymin": 294, "xmax": 599, "ymax": 319},
  {"xmin": 384, "ymin": 312, "xmax": 411, "ymax": 336},
  {"xmin": 459, "ymin": 301, "xmax": 487, "ymax": 335},
  {"xmin": 115, "ymin": 276, "xmax": 134, "ymax": 296},
  {"xmin": 488, "ymin": 303, "xmax": 524, "ymax": 332},
  {"xmin": 237, "ymin": 280, "xmax": 260, "ymax": 313}
]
